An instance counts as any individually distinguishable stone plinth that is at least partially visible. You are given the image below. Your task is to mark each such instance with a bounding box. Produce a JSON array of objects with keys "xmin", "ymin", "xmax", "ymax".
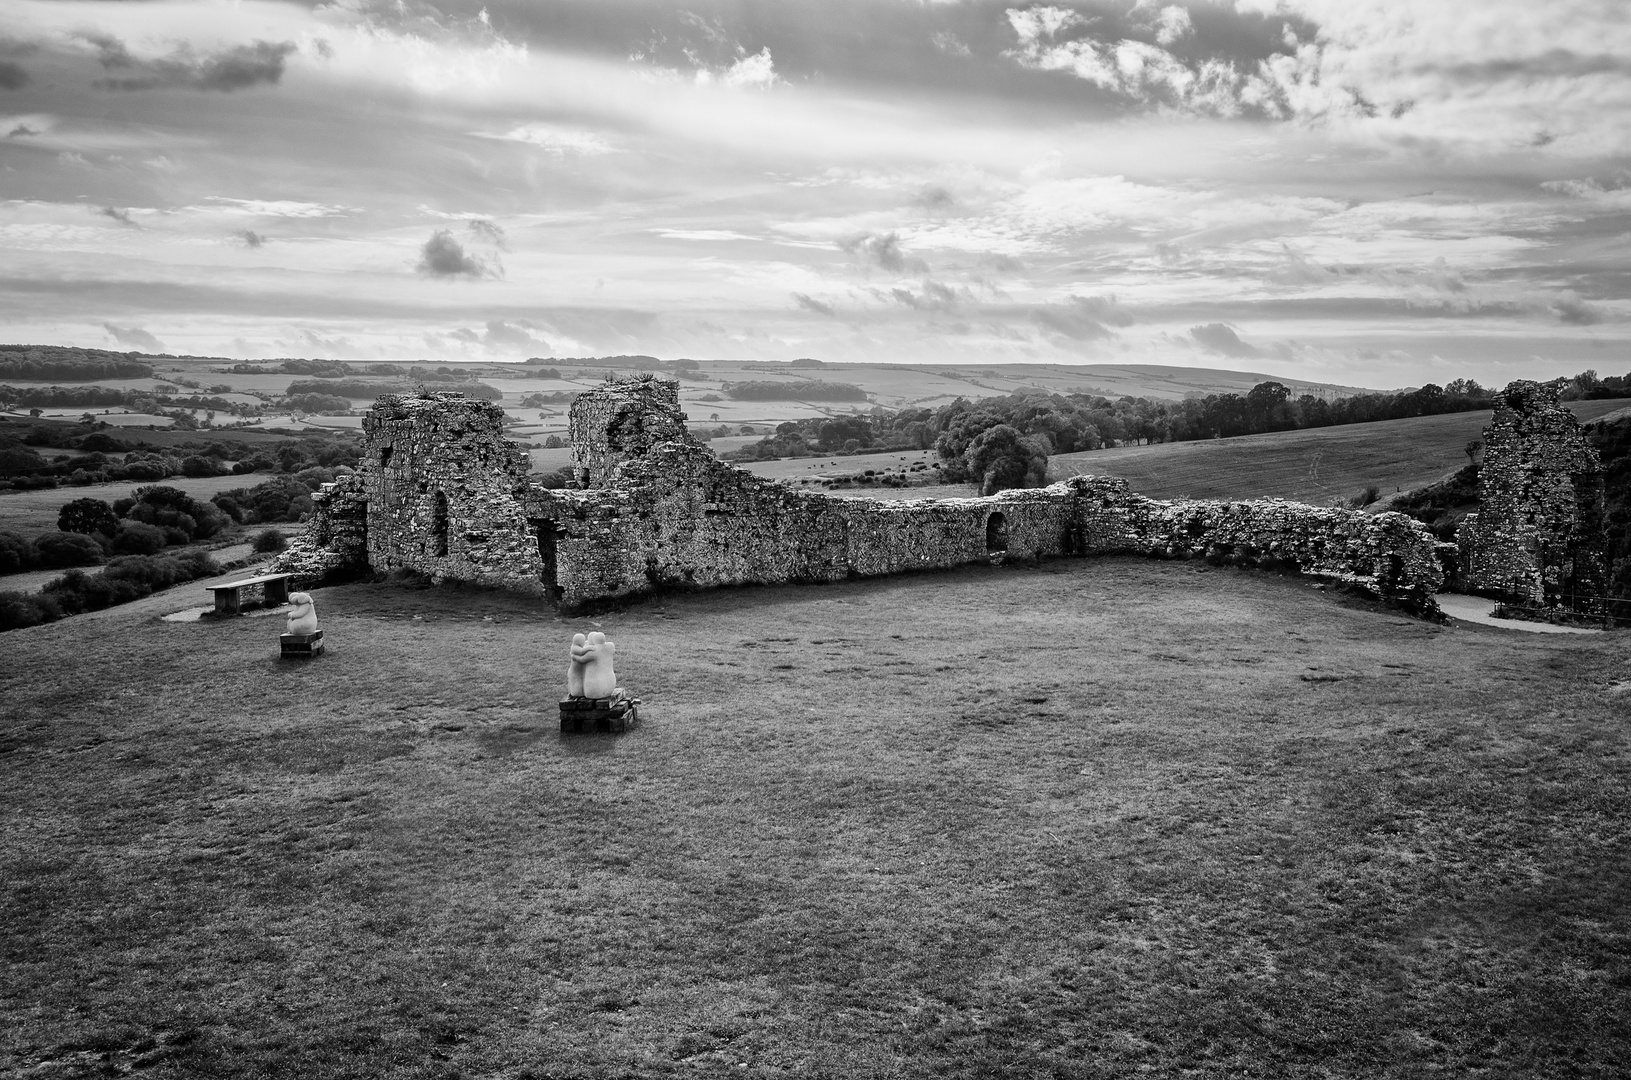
[{"xmin": 559, "ymin": 689, "xmax": 640, "ymax": 733}]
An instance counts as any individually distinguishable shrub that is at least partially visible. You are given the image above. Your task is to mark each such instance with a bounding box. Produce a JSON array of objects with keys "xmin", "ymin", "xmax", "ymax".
[
  {"xmin": 217, "ymin": 475, "xmax": 315, "ymax": 523},
  {"xmin": 965, "ymin": 424, "xmax": 1050, "ymax": 496},
  {"xmin": 112, "ymin": 521, "xmax": 168, "ymax": 556},
  {"xmin": 181, "ymin": 455, "xmax": 225, "ymax": 477},
  {"xmin": 543, "ymin": 435, "xmax": 565, "ymax": 449},
  {"xmin": 58, "ymin": 496, "xmax": 120, "ymax": 536},
  {"xmin": 0, "ymin": 530, "xmax": 37, "ymax": 573},
  {"xmin": 124, "ymin": 485, "xmax": 229, "ymax": 541},
  {"xmin": 33, "ymin": 531, "xmax": 107, "ymax": 568},
  {"xmin": 254, "ymin": 528, "xmax": 288, "ymax": 553},
  {"xmin": 0, "ymin": 590, "xmax": 62, "ymax": 631}
]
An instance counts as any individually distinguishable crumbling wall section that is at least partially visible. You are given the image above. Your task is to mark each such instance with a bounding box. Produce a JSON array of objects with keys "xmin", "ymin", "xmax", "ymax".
[
  {"xmin": 270, "ymin": 472, "xmax": 369, "ymax": 587},
  {"xmin": 361, "ymin": 392, "xmax": 547, "ymax": 593},
  {"xmin": 568, "ymin": 377, "xmax": 691, "ymax": 488},
  {"xmin": 521, "ymin": 445, "xmax": 1442, "ymax": 612},
  {"xmin": 1460, "ymin": 380, "xmax": 1607, "ymax": 606},
  {"xmin": 1067, "ymin": 476, "xmax": 1444, "ymax": 611}
]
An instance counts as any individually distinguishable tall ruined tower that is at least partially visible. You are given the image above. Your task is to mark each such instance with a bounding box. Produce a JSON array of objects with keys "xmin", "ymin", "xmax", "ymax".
[
  {"xmin": 1460, "ymin": 380, "xmax": 1607, "ymax": 609},
  {"xmin": 567, "ymin": 376, "xmax": 691, "ymax": 488}
]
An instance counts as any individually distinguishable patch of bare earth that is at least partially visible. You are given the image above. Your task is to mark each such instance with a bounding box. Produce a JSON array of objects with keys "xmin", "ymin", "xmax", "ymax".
[{"xmin": 2, "ymin": 558, "xmax": 1628, "ymax": 1077}]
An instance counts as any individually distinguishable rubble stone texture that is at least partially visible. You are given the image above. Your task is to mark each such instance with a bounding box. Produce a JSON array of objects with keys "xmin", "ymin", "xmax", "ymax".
[
  {"xmin": 1459, "ymin": 380, "xmax": 1608, "ymax": 608},
  {"xmin": 279, "ymin": 380, "xmax": 1449, "ymax": 615}
]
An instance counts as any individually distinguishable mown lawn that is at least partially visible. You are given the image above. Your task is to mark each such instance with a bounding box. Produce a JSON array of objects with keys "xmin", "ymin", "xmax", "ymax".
[{"xmin": 2, "ymin": 559, "xmax": 1628, "ymax": 1078}]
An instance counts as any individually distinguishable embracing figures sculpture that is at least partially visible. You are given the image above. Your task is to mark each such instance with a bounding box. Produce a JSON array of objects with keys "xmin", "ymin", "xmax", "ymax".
[{"xmin": 560, "ymin": 631, "xmax": 637, "ymax": 732}]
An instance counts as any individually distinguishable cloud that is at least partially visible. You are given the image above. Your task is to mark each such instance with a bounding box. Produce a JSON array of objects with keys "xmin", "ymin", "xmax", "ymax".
[
  {"xmin": 478, "ymin": 319, "xmax": 549, "ymax": 353},
  {"xmin": 889, "ymin": 279, "xmax": 965, "ymax": 311},
  {"xmin": 0, "ymin": 60, "xmax": 28, "ymax": 91},
  {"xmin": 1032, "ymin": 295, "xmax": 1131, "ymax": 340},
  {"xmin": 6, "ymin": 123, "xmax": 38, "ymax": 137},
  {"xmin": 466, "ymin": 218, "xmax": 508, "ymax": 250},
  {"xmin": 1190, "ymin": 322, "xmax": 1261, "ymax": 358},
  {"xmin": 473, "ymin": 125, "xmax": 616, "ymax": 156},
  {"xmin": 416, "ymin": 229, "xmax": 499, "ymax": 279},
  {"xmin": 792, "ymin": 292, "xmax": 836, "ymax": 316},
  {"xmin": 931, "ymin": 31, "xmax": 972, "ymax": 58},
  {"xmin": 1002, "ymin": 4, "xmax": 1354, "ymax": 122},
  {"xmin": 721, "ymin": 47, "xmax": 779, "ymax": 89},
  {"xmin": 103, "ymin": 322, "xmax": 163, "ymax": 351},
  {"xmin": 98, "ymin": 206, "xmax": 136, "ymax": 227},
  {"xmin": 86, "ymin": 35, "xmax": 299, "ymax": 93},
  {"xmin": 1550, "ymin": 293, "xmax": 1603, "ymax": 325},
  {"xmin": 838, "ymin": 231, "xmax": 928, "ymax": 273},
  {"xmin": 235, "ymin": 229, "xmax": 266, "ymax": 248}
]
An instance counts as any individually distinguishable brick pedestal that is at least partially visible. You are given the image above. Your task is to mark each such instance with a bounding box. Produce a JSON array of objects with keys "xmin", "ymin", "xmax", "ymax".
[
  {"xmin": 280, "ymin": 630, "xmax": 324, "ymax": 658},
  {"xmin": 560, "ymin": 688, "xmax": 640, "ymax": 733}
]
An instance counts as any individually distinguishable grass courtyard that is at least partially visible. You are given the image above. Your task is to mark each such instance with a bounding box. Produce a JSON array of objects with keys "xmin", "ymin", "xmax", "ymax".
[{"xmin": 3, "ymin": 559, "xmax": 1628, "ymax": 1077}]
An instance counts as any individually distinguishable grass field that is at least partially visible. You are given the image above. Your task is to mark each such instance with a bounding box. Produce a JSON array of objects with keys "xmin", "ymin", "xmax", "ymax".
[
  {"xmin": 0, "ymin": 474, "xmax": 266, "ymax": 536},
  {"xmin": 3, "ymin": 560, "xmax": 1628, "ymax": 1077},
  {"xmin": 1049, "ymin": 399, "xmax": 1631, "ymax": 503}
]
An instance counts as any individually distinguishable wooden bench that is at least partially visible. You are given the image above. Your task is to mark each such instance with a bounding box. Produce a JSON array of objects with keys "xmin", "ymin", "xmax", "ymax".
[{"xmin": 206, "ymin": 572, "xmax": 293, "ymax": 615}]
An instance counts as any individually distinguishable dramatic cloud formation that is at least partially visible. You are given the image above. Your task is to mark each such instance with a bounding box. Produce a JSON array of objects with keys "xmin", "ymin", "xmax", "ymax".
[
  {"xmin": 0, "ymin": 0, "xmax": 1623, "ymax": 384},
  {"xmin": 416, "ymin": 230, "xmax": 499, "ymax": 280}
]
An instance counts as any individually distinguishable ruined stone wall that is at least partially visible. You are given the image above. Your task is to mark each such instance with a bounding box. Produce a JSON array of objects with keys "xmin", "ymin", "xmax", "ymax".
[
  {"xmin": 311, "ymin": 383, "xmax": 1445, "ymax": 615},
  {"xmin": 523, "ymin": 444, "xmax": 1084, "ymax": 607},
  {"xmin": 271, "ymin": 472, "xmax": 368, "ymax": 587},
  {"xmin": 519, "ymin": 445, "xmax": 1443, "ymax": 612},
  {"xmin": 568, "ymin": 377, "xmax": 691, "ymax": 488},
  {"xmin": 1460, "ymin": 380, "xmax": 1607, "ymax": 606},
  {"xmin": 358, "ymin": 392, "xmax": 547, "ymax": 593}
]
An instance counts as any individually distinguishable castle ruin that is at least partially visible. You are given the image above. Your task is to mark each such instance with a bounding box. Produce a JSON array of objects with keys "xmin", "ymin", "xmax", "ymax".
[
  {"xmin": 277, "ymin": 377, "xmax": 1448, "ymax": 614},
  {"xmin": 1459, "ymin": 380, "xmax": 1608, "ymax": 609}
]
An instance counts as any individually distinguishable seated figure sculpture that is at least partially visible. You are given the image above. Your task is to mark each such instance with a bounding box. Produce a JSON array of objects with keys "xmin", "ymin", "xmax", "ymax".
[
  {"xmin": 285, "ymin": 592, "xmax": 318, "ymax": 635},
  {"xmin": 565, "ymin": 631, "xmax": 617, "ymax": 699}
]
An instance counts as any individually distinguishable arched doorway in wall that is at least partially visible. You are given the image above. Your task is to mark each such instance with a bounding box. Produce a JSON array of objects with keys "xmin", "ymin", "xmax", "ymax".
[
  {"xmin": 985, "ymin": 512, "xmax": 1008, "ymax": 555},
  {"xmin": 432, "ymin": 492, "xmax": 450, "ymax": 556}
]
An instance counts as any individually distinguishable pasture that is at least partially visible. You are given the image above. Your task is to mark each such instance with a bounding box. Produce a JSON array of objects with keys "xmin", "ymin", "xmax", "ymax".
[
  {"xmin": 1049, "ymin": 399, "xmax": 1631, "ymax": 503},
  {"xmin": 3, "ymin": 559, "xmax": 1627, "ymax": 1077}
]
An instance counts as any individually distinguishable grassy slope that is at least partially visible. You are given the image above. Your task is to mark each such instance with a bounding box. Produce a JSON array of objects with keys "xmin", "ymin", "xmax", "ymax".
[
  {"xmin": 3, "ymin": 562, "xmax": 1628, "ymax": 1078},
  {"xmin": 1050, "ymin": 399, "xmax": 1631, "ymax": 502},
  {"xmin": 0, "ymin": 474, "xmax": 269, "ymax": 535}
]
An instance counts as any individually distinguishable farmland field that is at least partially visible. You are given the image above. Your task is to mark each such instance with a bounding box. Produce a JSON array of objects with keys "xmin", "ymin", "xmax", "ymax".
[
  {"xmin": 2, "ymin": 559, "xmax": 1628, "ymax": 1077},
  {"xmin": 1049, "ymin": 399, "xmax": 1631, "ymax": 503}
]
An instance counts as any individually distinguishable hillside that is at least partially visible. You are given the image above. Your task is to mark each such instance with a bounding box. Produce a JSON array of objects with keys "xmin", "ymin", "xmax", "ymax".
[{"xmin": 1048, "ymin": 399, "xmax": 1631, "ymax": 503}]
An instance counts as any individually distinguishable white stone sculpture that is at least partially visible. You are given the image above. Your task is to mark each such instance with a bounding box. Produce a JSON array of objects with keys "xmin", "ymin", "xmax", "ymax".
[
  {"xmin": 566, "ymin": 632, "xmax": 588, "ymax": 697},
  {"xmin": 566, "ymin": 630, "xmax": 617, "ymax": 699},
  {"xmin": 285, "ymin": 592, "xmax": 318, "ymax": 635}
]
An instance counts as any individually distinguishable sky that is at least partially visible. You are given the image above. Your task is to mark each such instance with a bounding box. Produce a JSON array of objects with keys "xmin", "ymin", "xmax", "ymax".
[{"xmin": 0, "ymin": 0, "xmax": 1628, "ymax": 388}]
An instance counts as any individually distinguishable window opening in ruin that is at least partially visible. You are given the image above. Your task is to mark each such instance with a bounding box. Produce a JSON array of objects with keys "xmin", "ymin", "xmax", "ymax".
[
  {"xmin": 432, "ymin": 492, "xmax": 449, "ymax": 557},
  {"xmin": 986, "ymin": 512, "xmax": 1008, "ymax": 554},
  {"xmin": 380, "ymin": 446, "xmax": 392, "ymax": 468},
  {"xmin": 531, "ymin": 518, "xmax": 560, "ymax": 594}
]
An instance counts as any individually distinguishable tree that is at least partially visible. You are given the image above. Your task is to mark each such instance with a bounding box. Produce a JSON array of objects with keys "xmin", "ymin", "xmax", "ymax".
[
  {"xmin": 57, "ymin": 497, "xmax": 120, "ymax": 537},
  {"xmin": 964, "ymin": 424, "xmax": 1050, "ymax": 495}
]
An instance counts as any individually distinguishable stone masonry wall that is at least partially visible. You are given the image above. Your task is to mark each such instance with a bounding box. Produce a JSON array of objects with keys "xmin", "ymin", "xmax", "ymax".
[
  {"xmin": 270, "ymin": 472, "xmax": 368, "ymax": 587},
  {"xmin": 357, "ymin": 392, "xmax": 547, "ymax": 594},
  {"xmin": 520, "ymin": 441, "xmax": 1443, "ymax": 613},
  {"xmin": 296, "ymin": 380, "xmax": 1446, "ymax": 615},
  {"xmin": 1460, "ymin": 380, "xmax": 1607, "ymax": 606},
  {"xmin": 568, "ymin": 376, "xmax": 691, "ymax": 488}
]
